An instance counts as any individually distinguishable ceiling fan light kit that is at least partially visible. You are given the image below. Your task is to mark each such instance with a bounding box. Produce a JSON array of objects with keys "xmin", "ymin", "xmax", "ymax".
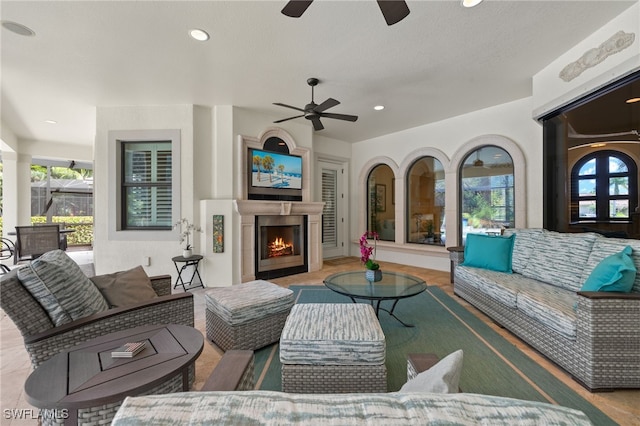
[
  {"xmin": 281, "ymin": 0, "xmax": 410, "ymax": 26},
  {"xmin": 273, "ymin": 78, "xmax": 358, "ymax": 131}
]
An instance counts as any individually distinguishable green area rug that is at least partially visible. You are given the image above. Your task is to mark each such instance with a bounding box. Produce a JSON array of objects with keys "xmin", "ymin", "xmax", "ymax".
[{"xmin": 254, "ymin": 285, "xmax": 614, "ymax": 425}]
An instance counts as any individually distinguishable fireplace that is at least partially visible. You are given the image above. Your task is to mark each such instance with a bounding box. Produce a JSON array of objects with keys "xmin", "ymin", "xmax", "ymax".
[{"xmin": 255, "ymin": 215, "xmax": 307, "ymax": 279}]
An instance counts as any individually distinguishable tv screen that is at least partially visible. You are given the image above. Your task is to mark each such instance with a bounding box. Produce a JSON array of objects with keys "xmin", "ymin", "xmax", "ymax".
[{"xmin": 250, "ymin": 149, "xmax": 302, "ymax": 190}]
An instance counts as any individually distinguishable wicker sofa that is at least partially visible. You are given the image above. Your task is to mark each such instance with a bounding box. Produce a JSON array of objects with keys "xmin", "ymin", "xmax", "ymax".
[
  {"xmin": 0, "ymin": 261, "xmax": 194, "ymax": 368},
  {"xmin": 450, "ymin": 229, "xmax": 640, "ymax": 391}
]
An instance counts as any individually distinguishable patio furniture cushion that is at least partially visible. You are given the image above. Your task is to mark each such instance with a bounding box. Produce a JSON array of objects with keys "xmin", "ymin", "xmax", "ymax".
[
  {"xmin": 400, "ymin": 350, "xmax": 463, "ymax": 393},
  {"xmin": 580, "ymin": 237, "xmax": 640, "ymax": 293},
  {"xmin": 91, "ymin": 265, "xmax": 158, "ymax": 308},
  {"xmin": 205, "ymin": 280, "xmax": 294, "ymax": 326},
  {"xmin": 461, "ymin": 234, "xmax": 514, "ymax": 273},
  {"xmin": 17, "ymin": 250, "xmax": 109, "ymax": 326},
  {"xmin": 520, "ymin": 231, "xmax": 597, "ymax": 292},
  {"xmin": 280, "ymin": 303, "xmax": 386, "ymax": 366},
  {"xmin": 502, "ymin": 228, "xmax": 545, "ymax": 274},
  {"xmin": 581, "ymin": 245, "xmax": 637, "ymax": 293}
]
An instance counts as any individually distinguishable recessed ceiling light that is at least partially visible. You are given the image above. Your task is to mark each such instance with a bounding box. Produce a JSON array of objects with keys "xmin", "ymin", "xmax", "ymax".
[
  {"xmin": 189, "ymin": 29, "xmax": 210, "ymax": 41},
  {"xmin": 1, "ymin": 21, "xmax": 35, "ymax": 36},
  {"xmin": 44, "ymin": 120, "xmax": 57, "ymax": 124},
  {"xmin": 374, "ymin": 105, "xmax": 385, "ymax": 111},
  {"xmin": 625, "ymin": 97, "xmax": 640, "ymax": 104},
  {"xmin": 461, "ymin": 0, "xmax": 484, "ymax": 8}
]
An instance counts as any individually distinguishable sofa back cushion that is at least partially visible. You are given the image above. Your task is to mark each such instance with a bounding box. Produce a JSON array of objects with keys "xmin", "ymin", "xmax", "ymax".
[
  {"xmin": 17, "ymin": 250, "xmax": 109, "ymax": 326},
  {"xmin": 502, "ymin": 228, "xmax": 545, "ymax": 274},
  {"xmin": 580, "ymin": 237, "xmax": 640, "ymax": 293},
  {"xmin": 520, "ymin": 231, "xmax": 598, "ymax": 292}
]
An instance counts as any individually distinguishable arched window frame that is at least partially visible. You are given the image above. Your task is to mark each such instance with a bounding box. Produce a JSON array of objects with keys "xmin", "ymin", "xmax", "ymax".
[
  {"xmin": 449, "ymin": 135, "xmax": 526, "ymax": 246},
  {"xmin": 404, "ymin": 155, "xmax": 446, "ymax": 245},
  {"xmin": 570, "ymin": 150, "xmax": 637, "ymax": 222}
]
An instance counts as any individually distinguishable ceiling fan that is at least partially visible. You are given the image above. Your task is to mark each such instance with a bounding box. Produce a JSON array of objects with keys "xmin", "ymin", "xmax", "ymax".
[
  {"xmin": 281, "ymin": 0, "xmax": 410, "ymax": 26},
  {"xmin": 273, "ymin": 78, "xmax": 358, "ymax": 131}
]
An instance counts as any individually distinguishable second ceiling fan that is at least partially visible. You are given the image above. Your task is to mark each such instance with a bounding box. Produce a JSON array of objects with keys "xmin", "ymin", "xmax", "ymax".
[
  {"xmin": 273, "ymin": 78, "xmax": 358, "ymax": 131},
  {"xmin": 281, "ymin": 0, "xmax": 410, "ymax": 26}
]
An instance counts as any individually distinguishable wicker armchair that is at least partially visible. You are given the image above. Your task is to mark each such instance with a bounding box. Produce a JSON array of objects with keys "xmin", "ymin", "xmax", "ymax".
[{"xmin": 0, "ymin": 268, "xmax": 194, "ymax": 368}]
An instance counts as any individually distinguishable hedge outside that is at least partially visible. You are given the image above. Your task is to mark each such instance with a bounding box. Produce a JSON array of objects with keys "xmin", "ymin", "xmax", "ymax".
[{"xmin": 1, "ymin": 216, "xmax": 93, "ymax": 247}]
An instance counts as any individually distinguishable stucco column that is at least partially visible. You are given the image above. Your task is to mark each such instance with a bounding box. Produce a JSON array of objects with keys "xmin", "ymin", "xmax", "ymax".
[{"xmin": 2, "ymin": 151, "xmax": 32, "ymax": 236}]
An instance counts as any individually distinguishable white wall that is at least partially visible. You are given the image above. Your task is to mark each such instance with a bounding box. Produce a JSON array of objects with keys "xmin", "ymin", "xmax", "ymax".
[
  {"xmin": 350, "ymin": 97, "xmax": 541, "ymax": 272},
  {"xmin": 94, "ymin": 105, "xmax": 197, "ymax": 276},
  {"xmin": 533, "ymin": 2, "xmax": 639, "ymax": 118}
]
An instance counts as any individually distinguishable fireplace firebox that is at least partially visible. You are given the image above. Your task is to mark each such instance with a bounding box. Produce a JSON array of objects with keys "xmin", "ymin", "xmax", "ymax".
[{"xmin": 255, "ymin": 215, "xmax": 307, "ymax": 279}]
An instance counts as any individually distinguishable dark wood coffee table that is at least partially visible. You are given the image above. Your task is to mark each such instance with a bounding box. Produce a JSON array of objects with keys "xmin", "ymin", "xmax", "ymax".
[{"xmin": 24, "ymin": 324, "xmax": 203, "ymax": 425}]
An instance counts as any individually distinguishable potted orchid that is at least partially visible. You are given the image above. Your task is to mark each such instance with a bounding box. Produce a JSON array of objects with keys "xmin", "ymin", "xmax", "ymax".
[
  {"xmin": 360, "ymin": 231, "xmax": 382, "ymax": 282},
  {"xmin": 174, "ymin": 218, "xmax": 202, "ymax": 258}
]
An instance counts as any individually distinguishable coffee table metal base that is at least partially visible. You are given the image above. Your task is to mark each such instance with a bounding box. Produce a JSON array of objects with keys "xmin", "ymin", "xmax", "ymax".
[{"xmin": 347, "ymin": 296, "xmax": 415, "ymax": 327}]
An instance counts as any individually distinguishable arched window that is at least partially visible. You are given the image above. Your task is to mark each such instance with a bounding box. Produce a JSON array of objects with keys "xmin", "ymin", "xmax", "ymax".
[
  {"xmin": 458, "ymin": 146, "xmax": 514, "ymax": 244},
  {"xmin": 367, "ymin": 164, "xmax": 395, "ymax": 241},
  {"xmin": 406, "ymin": 156, "xmax": 444, "ymax": 245},
  {"xmin": 571, "ymin": 150, "xmax": 637, "ymax": 222}
]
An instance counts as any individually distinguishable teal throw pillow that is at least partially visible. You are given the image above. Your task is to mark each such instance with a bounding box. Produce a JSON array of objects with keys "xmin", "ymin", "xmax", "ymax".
[
  {"xmin": 581, "ymin": 245, "xmax": 636, "ymax": 292},
  {"xmin": 462, "ymin": 233, "xmax": 515, "ymax": 273}
]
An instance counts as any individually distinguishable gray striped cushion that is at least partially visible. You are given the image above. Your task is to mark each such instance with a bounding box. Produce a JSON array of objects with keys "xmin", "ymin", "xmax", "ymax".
[
  {"xmin": 17, "ymin": 250, "xmax": 108, "ymax": 326},
  {"xmin": 204, "ymin": 280, "xmax": 294, "ymax": 326},
  {"xmin": 280, "ymin": 303, "xmax": 386, "ymax": 365},
  {"xmin": 580, "ymin": 236, "xmax": 640, "ymax": 293},
  {"xmin": 502, "ymin": 228, "xmax": 545, "ymax": 274},
  {"xmin": 455, "ymin": 266, "xmax": 539, "ymax": 308},
  {"xmin": 111, "ymin": 391, "xmax": 592, "ymax": 425},
  {"xmin": 516, "ymin": 284, "xmax": 578, "ymax": 339},
  {"xmin": 521, "ymin": 231, "xmax": 598, "ymax": 291}
]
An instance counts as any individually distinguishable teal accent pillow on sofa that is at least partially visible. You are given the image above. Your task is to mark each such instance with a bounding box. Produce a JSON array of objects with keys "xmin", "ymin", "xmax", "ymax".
[
  {"xmin": 462, "ymin": 233, "xmax": 515, "ymax": 273},
  {"xmin": 581, "ymin": 245, "xmax": 636, "ymax": 292}
]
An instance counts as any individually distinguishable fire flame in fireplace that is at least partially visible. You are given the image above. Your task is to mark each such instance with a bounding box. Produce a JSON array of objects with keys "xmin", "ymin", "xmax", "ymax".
[{"xmin": 268, "ymin": 237, "xmax": 294, "ymax": 257}]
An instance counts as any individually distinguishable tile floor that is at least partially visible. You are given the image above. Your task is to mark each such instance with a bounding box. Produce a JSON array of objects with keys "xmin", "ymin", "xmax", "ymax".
[{"xmin": 1, "ymin": 254, "xmax": 638, "ymax": 425}]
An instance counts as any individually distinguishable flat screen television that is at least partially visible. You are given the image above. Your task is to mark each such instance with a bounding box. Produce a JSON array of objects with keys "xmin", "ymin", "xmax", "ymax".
[{"xmin": 248, "ymin": 148, "xmax": 303, "ymax": 201}]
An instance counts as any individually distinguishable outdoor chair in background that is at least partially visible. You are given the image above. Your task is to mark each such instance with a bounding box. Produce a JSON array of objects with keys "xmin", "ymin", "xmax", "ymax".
[
  {"xmin": 1, "ymin": 238, "xmax": 16, "ymax": 273},
  {"xmin": 14, "ymin": 225, "xmax": 61, "ymax": 264}
]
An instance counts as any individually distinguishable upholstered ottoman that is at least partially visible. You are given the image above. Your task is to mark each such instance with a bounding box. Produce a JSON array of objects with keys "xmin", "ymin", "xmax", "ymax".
[
  {"xmin": 280, "ymin": 303, "xmax": 387, "ymax": 393},
  {"xmin": 205, "ymin": 280, "xmax": 294, "ymax": 351}
]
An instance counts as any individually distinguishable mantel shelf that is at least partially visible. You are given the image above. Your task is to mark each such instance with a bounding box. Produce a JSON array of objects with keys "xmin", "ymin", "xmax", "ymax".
[{"xmin": 234, "ymin": 200, "xmax": 325, "ymax": 216}]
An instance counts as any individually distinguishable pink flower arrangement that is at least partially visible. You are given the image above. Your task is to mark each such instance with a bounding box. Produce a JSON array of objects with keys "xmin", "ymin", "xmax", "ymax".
[{"xmin": 359, "ymin": 231, "xmax": 380, "ymax": 270}]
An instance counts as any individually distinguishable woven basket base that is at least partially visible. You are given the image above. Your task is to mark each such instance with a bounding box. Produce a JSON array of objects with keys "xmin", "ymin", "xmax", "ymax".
[
  {"xmin": 206, "ymin": 308, "xmax": 290, "ymax": 351},
  {"xmin": 282, "ymin": 364, "xmax": 387, "ymax": 393}
]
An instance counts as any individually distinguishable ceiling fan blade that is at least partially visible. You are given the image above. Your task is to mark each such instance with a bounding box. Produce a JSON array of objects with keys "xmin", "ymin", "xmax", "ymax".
[
  {"xmin": 377, "ymin": 0, "xmax": 410, "ymax": 26},
  {"xmin": 281, "ymin": 0, "xmax": 314, "ymax": 18},
  {"xmin": 311, "ymin": 117, "xmax": 324, "ymax": 131},
  {"xmin": 314, "ymin": 98, "xmax": 340, "ymax": 113},
  {"xmin": 320, "ymin": 112, "xmax": 359, "ymax": 122},
  {"xmin": 273, "ymin": 102, "xmax": 306, "ymax": 112},
  {"xmin": 273, "ymin": 114, "xmax": 305, "ymax": 123}
]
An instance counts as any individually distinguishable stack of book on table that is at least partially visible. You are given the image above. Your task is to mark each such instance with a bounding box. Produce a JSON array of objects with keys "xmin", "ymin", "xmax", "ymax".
[{"xmin": 111, "ymin": 341, "xmax": 146, "ymax": 358}]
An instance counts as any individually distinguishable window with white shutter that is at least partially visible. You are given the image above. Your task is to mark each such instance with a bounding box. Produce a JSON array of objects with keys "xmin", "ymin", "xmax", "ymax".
[
  {"xmin": 322, "ymin": 169, "xmax": 338, "ymax": 247},
  {"xmin": 122, "ymin": 141, "xmax": 172, "ymax": 229}
]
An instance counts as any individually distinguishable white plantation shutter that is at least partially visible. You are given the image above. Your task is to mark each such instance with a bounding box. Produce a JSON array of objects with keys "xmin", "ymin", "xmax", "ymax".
[
  {"xmin": 123, "ymin": 141, "xmax": 172, "ymax": 229},
  {"xmin": 322, "ymin": 169, "xmax": 338, "ymax": 247}
]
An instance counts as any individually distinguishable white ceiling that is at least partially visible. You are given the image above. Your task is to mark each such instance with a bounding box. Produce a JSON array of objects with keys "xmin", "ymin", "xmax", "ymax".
[{"xmin": 1, "ymin": 0, "xmax": 636, "ymax": 147}]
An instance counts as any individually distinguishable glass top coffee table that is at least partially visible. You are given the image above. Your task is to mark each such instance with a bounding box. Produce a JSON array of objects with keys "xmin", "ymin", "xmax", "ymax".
[{"xmin": 323, "ymin": 271, "xmax": 427, "ymax": 327}]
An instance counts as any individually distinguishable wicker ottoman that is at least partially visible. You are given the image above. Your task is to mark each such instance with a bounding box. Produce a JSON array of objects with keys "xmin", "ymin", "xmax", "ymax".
[
  {"xmin": 205, "ymin": 280, "xmax": 294, "ymax": 351},
  {"xmin": 280, "ymin": 303, "xmax": 387, "ymax": 393}
]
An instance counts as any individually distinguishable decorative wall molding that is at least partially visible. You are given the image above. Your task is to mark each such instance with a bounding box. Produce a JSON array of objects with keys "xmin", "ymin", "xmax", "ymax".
[{"xmin": 559, "ymin": 31, "xmax": 635, "ymax": 82}]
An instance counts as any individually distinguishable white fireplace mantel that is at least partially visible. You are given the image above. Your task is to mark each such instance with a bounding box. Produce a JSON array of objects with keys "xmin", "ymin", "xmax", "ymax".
[
  {"xmin": 235, "ymin": 200, "xmax": 324, "ymax": 216},
  {"xmin": 234, "ymin": 199, "xmax": 325, "ymax": 282}
]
